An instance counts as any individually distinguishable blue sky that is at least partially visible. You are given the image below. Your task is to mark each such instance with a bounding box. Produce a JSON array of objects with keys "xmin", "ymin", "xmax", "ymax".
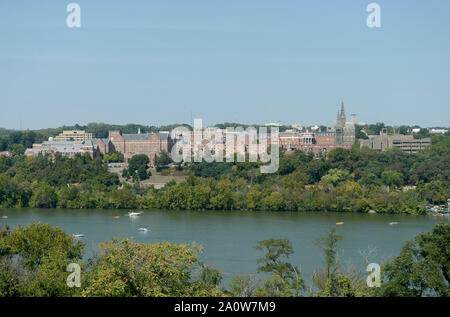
[{"xmin": 1, "ymin": 0, "xmax": 449, "ymax": 129}]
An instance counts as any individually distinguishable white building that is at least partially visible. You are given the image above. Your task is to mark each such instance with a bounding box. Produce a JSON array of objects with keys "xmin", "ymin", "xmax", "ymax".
[{"xmin": 429, "ymin": 128, "xmax": 448, "ymax": 134}]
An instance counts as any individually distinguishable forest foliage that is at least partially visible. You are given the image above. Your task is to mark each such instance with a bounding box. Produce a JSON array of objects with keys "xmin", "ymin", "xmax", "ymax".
[{"xmin": 0, "ymin": 135, "xmax": 449, "ymax": 214}]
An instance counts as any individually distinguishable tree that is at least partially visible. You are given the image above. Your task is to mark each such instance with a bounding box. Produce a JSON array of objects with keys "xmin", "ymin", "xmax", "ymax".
[
  {"xmin": 264, "ymin": 192, "xmax": 285, "ymax": 211},
  {"xmin": 137, "ymin": 165, "xmax": 149, "ymax": 180},
  {"xmin": 312, "ymin": 228, "xmax": 342, "ymax": 294},
  {"xmin": 381, "ymin": 170, "xmax": 404, "ymax": 188},
  {"xmin": 30, "ymin": 182, "xmax": 58, "ymax": 208},
  {"xmin": 377, "ymin": 223, "xmax": 449, "ymax": 297},
  {"xmin": 228, "ymin": 275, "xmax": 259, "ymax": 297},
  {"xmin": 0, "ymin": 223, "xmax": 84, "ymax": 297},
  {"xmin": 355, "ymin": 126, "xmax": 369, "ymax": 139},
  {"xmin": 278, "ymin": 153, "xmax": 297, "ymax": 175},
  {"xmin": 8, "ymin": 144, "xmax": 26, "ymax": 156},
  {"xmin": 200, "ymin": 265, "xmax": 223, "ymax": 288},
  {"xmin": 414, "ymin": 128, "xmax": 431, "ymax": 139},
  {"xmin": 103, "ymin": 151, "xmax": 124, "ymax": 163},
  {"xmin": 254, "ymin": 239, "xmax": 304, "ymax": 296},
  {"xmin": 322, "ymin": 274, "xmax": 356, "ymax": 297},
  {"xmin": 155, "ymin": 151, "xmax": 171, "ymax": 172},
  {"xmin": 128, "ymin": 154, "xmax": 149, "ymax": 170},
  {"xmin": 398, "ymin": 126, "xmax": 410, "ymax": 135},
  {"xmin": 127, "ymin": 154, "xmax": 150, "ymax": 180},
  {"xmin": 321, "ymin": 169, "xmax": 350, "ymax": 186},
  {"xmin": 82, "ymin": 239, "xmax": 222, "ymax": 297}
]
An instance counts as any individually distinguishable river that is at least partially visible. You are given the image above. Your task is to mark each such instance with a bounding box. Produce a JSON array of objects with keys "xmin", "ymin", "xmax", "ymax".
[{"xmin": 0, "ymin": 208, "xmax": 447, "ymax": 285}]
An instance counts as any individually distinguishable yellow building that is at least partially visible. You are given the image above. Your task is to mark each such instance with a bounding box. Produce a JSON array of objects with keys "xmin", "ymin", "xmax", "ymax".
[{"xmin": 54, "ymin": 130, "xmax": 93, "ymax": 142}]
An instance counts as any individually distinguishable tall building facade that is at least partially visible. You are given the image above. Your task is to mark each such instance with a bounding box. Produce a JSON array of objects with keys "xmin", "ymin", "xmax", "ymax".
[
  {"xmin": 96, "ymin": 130, "xmax": 173, "ymax": 165},
  {"xmin": 334, "ymin": 101, "xmax": 355, "ymax": 145},
  {"xmin": 279, "ymin": 101, "xmax": 355, "ymax": 156}
]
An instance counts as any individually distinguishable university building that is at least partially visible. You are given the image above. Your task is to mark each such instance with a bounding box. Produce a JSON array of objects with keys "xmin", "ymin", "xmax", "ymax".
[
  {"xmin": 95, "ymin": 130, "xmax": 172, "ymax": 165},
  {"xmin": 360, "ymin": 129, "xmax": 431, "ymax": 153},
  {"xmin": 25, "ymin": 129, "xmax": 173, "ymax": 166},
  {"xmin": 172, "ymin": 102, "xmax": 355, "ymax": 160},
  {"xmin": 25, "ymin": 139, "xmax": 99, "ymax": 159},
  {"xmin": 279, "ymin": 102, "xmax": 355, "ymax": 156},
  {"xmin": 54, "ymin": 130, "xmax": 93, "ymax": 142}
]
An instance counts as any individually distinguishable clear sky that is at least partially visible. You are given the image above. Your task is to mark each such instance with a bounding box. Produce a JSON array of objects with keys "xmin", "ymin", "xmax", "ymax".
[{"xmin": 1, "ymin": 0, "xmax": 449, "ymax": 129}]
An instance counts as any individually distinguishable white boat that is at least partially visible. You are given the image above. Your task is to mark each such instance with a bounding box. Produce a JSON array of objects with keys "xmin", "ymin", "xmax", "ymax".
[
  {"xmin": 138, "ymin": 227, "xmax": 150, "ymax": 232},
  {"xmin": 128, "ymin": 211, "xmax": 142, "ymax": 216},
  {"xmin": 389, "ymin": 222, "xmax": 399, "ymax": 225},
  {"xmin": 72, "ymin": 233, "xmax": 85, "ymax": 238}
]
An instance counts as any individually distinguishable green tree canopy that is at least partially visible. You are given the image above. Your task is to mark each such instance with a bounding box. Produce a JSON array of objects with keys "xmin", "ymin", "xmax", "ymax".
[
  {"xmin": 254, "ymin": 238, "xmax": 305, "ymax": 296},
  {"xmin": 378, "ymin": 223, "xmax": 449, "ymax": 297},
  {"xmin": 82, "ymin": 239, "xmax": 222, "ymax": 297},
  {"xmin": 0, "ymin": 223, "xmax": 84, "ymax": 297},
  {"xmin": 127, "ymin": 154, "xmax": 150, "ymax": 180}
]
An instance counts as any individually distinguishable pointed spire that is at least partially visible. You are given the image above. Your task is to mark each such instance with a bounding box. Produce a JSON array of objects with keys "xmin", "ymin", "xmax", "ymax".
[{"xmin": 341, "ymin": 100, "xmax": 345, "ymax": 114}]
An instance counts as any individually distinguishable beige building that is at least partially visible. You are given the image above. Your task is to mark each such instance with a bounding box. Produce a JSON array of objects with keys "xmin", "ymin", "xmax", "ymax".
[
  {"xmin": 360, "ymin": 129, "xmax": 431, "ymax": 153},
  {"xmin": 54, "ymin": 130, "xmax": 93, "ymax": 142}
]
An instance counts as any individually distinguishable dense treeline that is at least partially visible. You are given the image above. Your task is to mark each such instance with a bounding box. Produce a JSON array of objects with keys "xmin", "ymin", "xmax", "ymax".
[
  {"xmin": 0, "ymin": 135, "xmax": 449, "ymax": 214},
  {"xmin": 0, "ymin": 153, "xmax": 119, "ymax": 208},
  {"xmin": 1, "ymin": 222, "xmax": 448, "ymax": 297},
  {"xmin": 146, "ymin": 135, "xmax": 449, "ymax": 214}
]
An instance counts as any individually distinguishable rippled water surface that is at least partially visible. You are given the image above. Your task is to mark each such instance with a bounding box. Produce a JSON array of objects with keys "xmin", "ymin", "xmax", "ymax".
[{"xmin": 1, "ymin": 208, "xmax": 447, "ymax": 284}]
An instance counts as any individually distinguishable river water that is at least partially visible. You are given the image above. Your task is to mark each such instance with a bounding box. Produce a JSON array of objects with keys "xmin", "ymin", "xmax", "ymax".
[{"xmin": 0, "ymin": 208, "xmax": 447, "ymax": 285}]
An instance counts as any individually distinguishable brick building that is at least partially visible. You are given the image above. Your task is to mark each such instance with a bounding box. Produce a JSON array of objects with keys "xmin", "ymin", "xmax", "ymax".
[
  {"xmin": 92, "ymin": 138, "xmax": 113, "ymax": 154},
  {"xmin": 278, "ymin": 102, "xmax": 355, "ymax": 156},
  {"xmin": 280, "ymin": 131, "xmax": 352, "ymax": 156},
  {"xmin": 100, "ymin": 130, "xmax": 172, "ymax": 166}
]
